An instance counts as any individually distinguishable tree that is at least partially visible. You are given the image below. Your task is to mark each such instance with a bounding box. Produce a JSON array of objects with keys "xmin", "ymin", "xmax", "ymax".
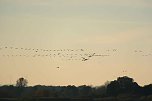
[
  {"xmin": 16, "ymin": 77, "xmax": 28, "ymax": 87},
  {"xmin": 107, "ymin": 80, "xmax": 120, "ymax": 96},
  {"xmin": 78, "ymin": 85, "xmax": 93, "ymax": 97},
  {"xmin": 142, "ymin": 84, "xmax": 152, "ymax": 95},
  {"xmin": 107, "ymin": 76, "xmax": 140, "ymax": 96}
]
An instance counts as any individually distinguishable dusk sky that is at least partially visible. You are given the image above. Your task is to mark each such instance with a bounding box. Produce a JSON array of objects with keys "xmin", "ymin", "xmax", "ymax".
[{"xmin": 0, "ymin": 0, "xmax": 152, "ymax": 86}]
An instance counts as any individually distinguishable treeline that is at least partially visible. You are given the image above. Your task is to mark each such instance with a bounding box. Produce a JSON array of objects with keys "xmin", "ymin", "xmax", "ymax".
[
  {"xmin": 0, "ymin": 76, "xmax": 152, "ymax": 100},
  {"xmin": 0, "ymin": 85, "xmax": 105, "ymax": 98}
]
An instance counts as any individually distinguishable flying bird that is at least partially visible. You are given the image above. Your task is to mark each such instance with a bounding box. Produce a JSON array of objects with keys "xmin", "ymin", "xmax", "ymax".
[
  {"xmin": 80, "ymin": 49, "xmax": 84, "ymax": 51},
  {"xmin": 134, "ymin": 50, "xmax": 137, "ymax": 52},
  {"xmin": 82, "ymin": 57, "xmax": 89, "ymax": 61},
  {"xmin": 88, "ymin": 53, "xmax": 95, "ymax": 58},
  {"xmin": 113, "ymin": 49, "xmax": 117, "ymax": 51}
]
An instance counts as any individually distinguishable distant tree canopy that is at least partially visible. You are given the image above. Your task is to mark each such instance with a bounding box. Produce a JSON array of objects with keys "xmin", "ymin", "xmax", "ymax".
[
  {"xmin": 0, "ymin": 76, "xmax": 152, "ymax": 99},
  {"xmin": 16, "ymin": 77, "xmax": 28, "ymax": 87},
  {"xmin": 142, "ymin": 84, "xmax": 152, "ymax": 95},
  {"xmin": 107, "ymin": 76, "xmax": 140, "ymax": 96}
]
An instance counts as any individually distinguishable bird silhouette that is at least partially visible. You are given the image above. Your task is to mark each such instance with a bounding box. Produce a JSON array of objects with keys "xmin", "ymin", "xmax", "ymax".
[
  {"xmin": 80, "ymin": 49, "xmax": 84, "ymax": 51},
  {"xmin": 88, "ymin": 53, "xmax": 95, "ymax": 58},
  {"xmin": 82, "ymin": 57, "xmax": 89, "ymax": 61},
  {"xmin": 113, "ymin": 49, "xmax": 117, "ymax": 51},
  {"xmin": 134, "ymin": 50, "xmax": 137, "ymax": 52}
]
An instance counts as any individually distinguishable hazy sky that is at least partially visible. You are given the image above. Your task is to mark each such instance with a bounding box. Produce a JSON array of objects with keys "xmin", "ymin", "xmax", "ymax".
[{"xmin": 0, "ymin": 0, "xmax": 152, "ymax": 86}]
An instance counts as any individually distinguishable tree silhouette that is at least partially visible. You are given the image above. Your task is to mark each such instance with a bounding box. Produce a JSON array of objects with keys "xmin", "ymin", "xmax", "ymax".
[
  {"xmin": 107, "ymin": 76, "xmax": 140, "ymax": 96},
  {"xmin": 16, "ymin": 77, "xmax": 28, "ymax": 87},
  {"xmin": 142, "ymin": 84, "xmax": 152, "ymax": 95}
]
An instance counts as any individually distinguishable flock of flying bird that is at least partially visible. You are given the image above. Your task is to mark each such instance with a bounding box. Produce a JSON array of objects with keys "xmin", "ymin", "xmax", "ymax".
[
  {"xmin": 134, "ymin": 50, "xmax": 152, "ymax": 57},
  {"xmin": 0, "ymin": 46, "xmax": 151, "ymax": 62},
  {"xmin": 0, "ymin": 46, "xmax": 85, "ymax": 52},
  {"xmin": 0, "ymin": 46, "xmax": 114, "ymax": 61}
]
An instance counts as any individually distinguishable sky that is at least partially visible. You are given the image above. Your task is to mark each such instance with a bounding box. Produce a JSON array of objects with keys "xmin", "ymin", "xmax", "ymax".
[{"xmin": 0, "ymin": 0, "xmax": 152, "ymax": 86}]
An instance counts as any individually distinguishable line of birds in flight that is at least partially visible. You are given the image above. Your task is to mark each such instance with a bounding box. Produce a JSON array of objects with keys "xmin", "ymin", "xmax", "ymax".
[
  {"xmin": 0, "ymin": 46, "xmax": 85, "ymax": 52},
  {"xmin": 0, "ymin": 46, "xmax": 115, "ymax": 61},
  {"xmin": 0, "ymin": 46, "xmax": 151, "ymax": 61},
  {"xmin": 0, "ymin": 53, "xmax": 110, "ymax": 61},
  {"xmin": 0, "ymin": 46, "xmax": 119, "ymax": 53},
  {"xmin": 134, "ymin": 50, "xmax": 152, "ymax": 56}
]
